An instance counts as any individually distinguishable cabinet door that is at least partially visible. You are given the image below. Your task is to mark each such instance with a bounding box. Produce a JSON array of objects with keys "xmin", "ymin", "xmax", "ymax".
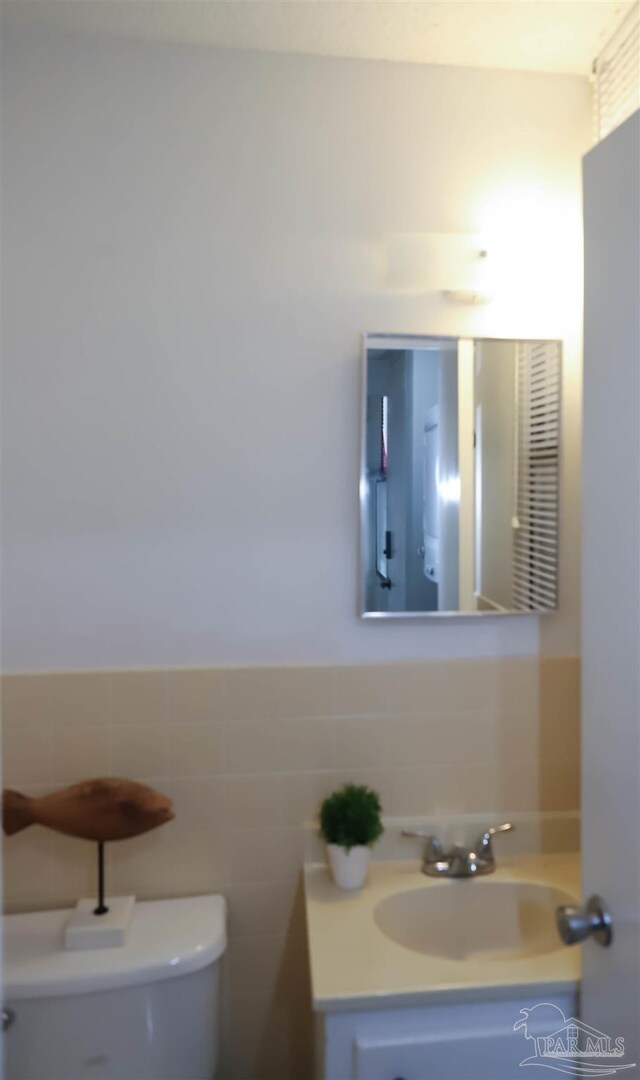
[
  {"xmin": 355, "ymin": 1027, "xmax": 528, "ymax": 1080},
  {"xmin": 322, "ymin": 991, "xmax": 577, "ymax": 1080}
]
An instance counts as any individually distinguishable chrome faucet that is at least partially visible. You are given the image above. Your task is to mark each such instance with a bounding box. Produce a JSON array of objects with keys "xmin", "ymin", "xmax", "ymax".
[{"xmin": 402, "ymin": 822, "xmax": 514, "ymax": 877}]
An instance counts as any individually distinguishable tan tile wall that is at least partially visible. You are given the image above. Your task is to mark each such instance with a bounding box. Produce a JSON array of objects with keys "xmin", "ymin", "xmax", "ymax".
[{"xmin": 1, "ymin": 656, "xmax": 580, "ymax": 1079}]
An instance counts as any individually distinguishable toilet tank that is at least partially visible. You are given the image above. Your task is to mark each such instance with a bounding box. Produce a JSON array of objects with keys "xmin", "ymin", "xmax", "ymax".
[{"xmin": 3, "ymin": 894, "xmax": 226, "ymax": 1080}]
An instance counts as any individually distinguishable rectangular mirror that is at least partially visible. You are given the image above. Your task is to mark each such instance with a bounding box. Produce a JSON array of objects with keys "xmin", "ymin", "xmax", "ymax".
[{"xmin": 361, "ymin": 334, "xmax": 562, "ymax": 617}]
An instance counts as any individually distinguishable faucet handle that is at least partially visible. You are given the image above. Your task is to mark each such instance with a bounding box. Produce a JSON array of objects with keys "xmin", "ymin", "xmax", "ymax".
[
  {"xmin": 401, "ymin": 830, "xmax": 443, "ymax": 859},
  {"xmin": 475, "ymin": 822, "xmax": 514, "ymax": 854}
]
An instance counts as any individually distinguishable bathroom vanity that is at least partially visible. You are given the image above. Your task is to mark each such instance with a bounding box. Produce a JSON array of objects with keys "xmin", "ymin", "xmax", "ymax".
[{"xmin": 304, "ymin": 852, "xmax": 580, "ymax": 1080}]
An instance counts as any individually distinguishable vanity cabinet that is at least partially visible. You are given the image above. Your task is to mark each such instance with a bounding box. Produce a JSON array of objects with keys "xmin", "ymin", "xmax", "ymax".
[{"xmin": 317, "ymin": 990, "xmax": 577, "ymax": 1080}]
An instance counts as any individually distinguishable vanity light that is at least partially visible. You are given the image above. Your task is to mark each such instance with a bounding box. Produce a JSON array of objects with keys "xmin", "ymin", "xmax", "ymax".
[
  {"xmin": 383, "ymin": 232, "xmax": 492, "ymax": 301},
  {"xmin": 443, "ymin": 288, "xmax": 492, "ymax": 305}
]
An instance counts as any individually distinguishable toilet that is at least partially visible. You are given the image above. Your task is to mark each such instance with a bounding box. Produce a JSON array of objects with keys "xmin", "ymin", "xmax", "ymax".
[{"xmin": 3, "ymin": 894, "xmax": 226, "ymax": 1080}]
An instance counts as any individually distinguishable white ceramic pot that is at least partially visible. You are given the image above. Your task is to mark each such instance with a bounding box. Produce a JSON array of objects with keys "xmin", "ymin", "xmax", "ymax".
[{"xmin": 326, "ymin": 844, "xmax": 371, "ymax": 890}]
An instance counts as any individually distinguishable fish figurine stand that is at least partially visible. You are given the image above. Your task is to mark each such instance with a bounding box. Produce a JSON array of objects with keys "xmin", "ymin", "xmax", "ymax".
[
  {"xmin": 63, "ymin": 841, "xmax": 137, "ymax": 951},
  {"xmin": 2, "ymin": 778, "xmax": 174, "ymax": 950}
]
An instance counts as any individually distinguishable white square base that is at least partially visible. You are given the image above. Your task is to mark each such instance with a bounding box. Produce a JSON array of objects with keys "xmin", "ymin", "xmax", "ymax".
[{"xmin": 64, "ymin": 895, "xmax": 136, "ymax": 950}]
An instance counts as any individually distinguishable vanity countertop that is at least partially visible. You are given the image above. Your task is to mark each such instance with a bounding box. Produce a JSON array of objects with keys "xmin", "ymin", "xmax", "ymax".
[{"xmin": 304, "ymin": 853, "xmax": 581, "ymax": 1013}]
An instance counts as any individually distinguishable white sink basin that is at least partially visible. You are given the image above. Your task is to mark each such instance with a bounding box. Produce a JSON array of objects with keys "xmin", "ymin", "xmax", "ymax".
[{"xmin": 374, "ymin": 879, "xmax": 576, "ymax": 962}]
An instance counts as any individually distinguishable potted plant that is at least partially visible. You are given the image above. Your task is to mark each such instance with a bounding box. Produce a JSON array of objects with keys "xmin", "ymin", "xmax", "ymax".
[{"xmin": 319, "ymin": 783, "xmax": 384, "ymax": 890}]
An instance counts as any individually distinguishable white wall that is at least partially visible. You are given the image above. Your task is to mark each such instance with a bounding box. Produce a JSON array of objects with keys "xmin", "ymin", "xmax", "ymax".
[{"xmin": 2, "ymin": 29, "xmax": 591, "ymax": 671}]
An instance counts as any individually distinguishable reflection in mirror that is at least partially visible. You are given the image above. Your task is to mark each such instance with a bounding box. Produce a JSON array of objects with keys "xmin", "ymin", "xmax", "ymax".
[
  {"xmin": 372, "ymin": 396, "xmax": 391, "ymax": 587},
  {"xmin": 361, "ymin": 335, "xmax": 561, "ymax": 617}
]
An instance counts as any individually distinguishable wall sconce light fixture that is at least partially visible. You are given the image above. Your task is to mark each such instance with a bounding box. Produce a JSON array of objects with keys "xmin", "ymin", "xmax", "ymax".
[{"xmin": 383, "ymin": 232, "xmax": 492, "ymax": 303}]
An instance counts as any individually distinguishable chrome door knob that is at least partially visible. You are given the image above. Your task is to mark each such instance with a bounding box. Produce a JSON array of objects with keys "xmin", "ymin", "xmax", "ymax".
[{"xmin": 556, "ymin": 895, "xmax": 613, "ymax": 947}]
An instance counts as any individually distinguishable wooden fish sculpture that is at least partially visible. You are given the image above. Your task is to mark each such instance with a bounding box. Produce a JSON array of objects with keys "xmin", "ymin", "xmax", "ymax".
[{"xmin": 2, "ymin": 778, "xmax": 174, "ymax": 842}]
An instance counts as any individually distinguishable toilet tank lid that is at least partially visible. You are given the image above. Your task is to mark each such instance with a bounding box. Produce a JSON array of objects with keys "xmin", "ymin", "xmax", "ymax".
[{"xmin": 3, "ymin": 894, "xmax": 227, "ymax": 1000}]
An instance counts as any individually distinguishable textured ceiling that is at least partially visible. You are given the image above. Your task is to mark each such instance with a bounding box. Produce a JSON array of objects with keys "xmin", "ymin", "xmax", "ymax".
[{"xmin": 2, "ymin": 1, "xmax": 636, "ymax": 76}]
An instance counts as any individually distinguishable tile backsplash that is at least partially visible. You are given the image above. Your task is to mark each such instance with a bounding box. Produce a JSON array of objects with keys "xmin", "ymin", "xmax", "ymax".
[{"xmin": 1, "ymin": 655, "xmax": 580, "ymax": 1079}]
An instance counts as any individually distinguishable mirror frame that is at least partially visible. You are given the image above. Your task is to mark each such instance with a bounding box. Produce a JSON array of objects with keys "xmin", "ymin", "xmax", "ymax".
[{"xmin": 359, "ymin": 332, "xmax": 563, "ymax": 620}]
